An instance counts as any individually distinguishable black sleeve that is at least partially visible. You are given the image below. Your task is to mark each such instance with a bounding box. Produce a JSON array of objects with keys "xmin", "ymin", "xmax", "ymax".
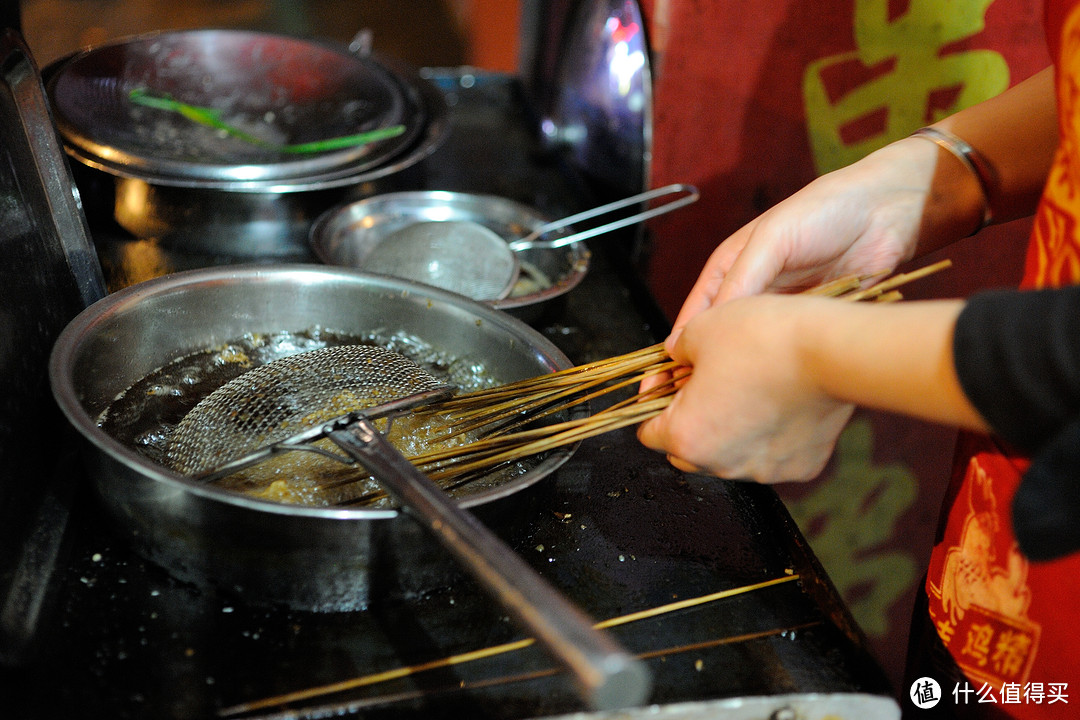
[{"xmin": 953, "ymin": 284, "xmax": 1080, "ymax": 560}]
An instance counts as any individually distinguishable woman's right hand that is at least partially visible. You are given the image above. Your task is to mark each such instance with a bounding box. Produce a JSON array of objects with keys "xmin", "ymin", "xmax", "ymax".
[
  {"xmin": 666, "ymin": 134, "xmax": 968, "ymax": 350},
  {"xmin": 665, "ymin": 66, "xmax": 1059, "ymax": 351}
]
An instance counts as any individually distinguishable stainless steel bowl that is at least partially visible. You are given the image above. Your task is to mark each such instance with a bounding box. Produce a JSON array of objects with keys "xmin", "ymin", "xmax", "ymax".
[
  {"xmin": 309, "ymin": 191, "xmax": 591, "ymax": 315},
  {"xmin": 49, "ymin": 265, "xmax": 578, "ymax": 612}
]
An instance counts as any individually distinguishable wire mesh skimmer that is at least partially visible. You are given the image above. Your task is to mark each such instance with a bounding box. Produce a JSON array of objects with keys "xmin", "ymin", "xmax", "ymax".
[
  {"xmin": 356, "ymin": 184, "xmax": 700, "ymax": 302},
  {"xmin": 165, "ymin": 344, "xmax": 650, "ymax": 710}
]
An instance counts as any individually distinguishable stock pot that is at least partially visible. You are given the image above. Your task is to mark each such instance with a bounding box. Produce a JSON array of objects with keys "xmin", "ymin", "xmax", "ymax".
[{"xmin": 44, "ymin": 29, "xmax": 449, "ymax": 256}]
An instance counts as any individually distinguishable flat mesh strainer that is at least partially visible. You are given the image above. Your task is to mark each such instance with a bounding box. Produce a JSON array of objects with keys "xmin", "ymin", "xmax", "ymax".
[
  {"xmin": 353, "ymin": 185, "xmax": 700, "ymax": 302},
  {"xmin": 166, "ymin": 344, "xmax": 448, "ymax": 477},
  {"xmin": 359, "ymin": 220, "xmax": 519, "ymax": 301}
]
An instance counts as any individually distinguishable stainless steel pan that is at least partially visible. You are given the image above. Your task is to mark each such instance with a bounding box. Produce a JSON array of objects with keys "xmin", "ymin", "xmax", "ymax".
[{"xmin": 48, "ymin": 265, "xmax": 581, "ymax": 613}]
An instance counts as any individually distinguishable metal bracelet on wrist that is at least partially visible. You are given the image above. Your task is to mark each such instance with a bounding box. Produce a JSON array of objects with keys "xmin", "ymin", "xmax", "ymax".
[{"xmin": 911, "ymin": 126, "xmax": 995, "ymax": 234}]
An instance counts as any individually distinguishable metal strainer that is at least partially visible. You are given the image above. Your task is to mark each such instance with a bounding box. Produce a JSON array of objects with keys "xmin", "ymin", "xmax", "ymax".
[
  {"xmin": 165, "ymin": 343, "xmax": 650, "ymax": 710},
  {"xmin": 166, "ymin": 344, "xmax": 452, "ymax": 479},
  {"xmin": 355, "ymin": 184, "xmax": 699, "ymax": 302},
  {"xmin": 358, "ymin": 220, "xmax": 519, "ymax": 301}
]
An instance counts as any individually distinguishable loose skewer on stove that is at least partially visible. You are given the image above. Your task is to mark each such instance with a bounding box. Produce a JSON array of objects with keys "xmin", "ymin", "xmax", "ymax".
[{"xmin": 217, "ymin": 574, "xmax": 803, "ymax": 717}]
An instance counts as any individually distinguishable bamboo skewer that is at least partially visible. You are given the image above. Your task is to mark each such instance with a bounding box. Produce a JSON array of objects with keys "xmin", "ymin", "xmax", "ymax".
[
  {"xmin": 247, "ymin": 260, "xmax": 950, "ymax": 506},
  {"xmin": 801, "ymin": 273, "xmax": 870, "ymax": 297},
  {"xmin": 841, "ymin": 259, "xmax": 951, "ymax": 302},
  {"xmin": 218, "ymin": 573, "xmax": 802, "ymax": 716},
  {"xmin": 312, "ymin": 258, "xmax": 952, "ymax": 506},
  {"xmin": 422, "ymin": 398, "xmax": 673, "ymax": 481},
  {"xmin": 230, "ymin": 620, "xmax": 824, "ymax": 720}
]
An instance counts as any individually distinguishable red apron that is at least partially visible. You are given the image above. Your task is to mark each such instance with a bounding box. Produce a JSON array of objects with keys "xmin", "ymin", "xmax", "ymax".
[{"xmin": 912, "ymin": 2, "xmax": 1080, "ymax": 716}]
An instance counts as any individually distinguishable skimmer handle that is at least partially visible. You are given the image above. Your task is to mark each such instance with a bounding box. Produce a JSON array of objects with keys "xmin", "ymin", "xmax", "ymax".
[
  {"xmin": 508, "ymin": 183, "xmax": 699, "ymax": 252},
  {"xmin": 327, "ymin": 417, "xmax": 652, "ymax": 711}
]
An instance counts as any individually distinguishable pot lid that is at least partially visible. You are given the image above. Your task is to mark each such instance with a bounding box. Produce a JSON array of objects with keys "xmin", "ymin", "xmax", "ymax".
[{"xmin": 45, "ymin": 29, "xmax": 426, "ymax": 186}]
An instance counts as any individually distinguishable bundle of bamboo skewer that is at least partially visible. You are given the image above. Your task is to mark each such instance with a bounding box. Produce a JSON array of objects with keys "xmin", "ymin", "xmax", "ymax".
[{"xmin": 333, "ymin": 259, "xmax": 951, "ymax": 506}]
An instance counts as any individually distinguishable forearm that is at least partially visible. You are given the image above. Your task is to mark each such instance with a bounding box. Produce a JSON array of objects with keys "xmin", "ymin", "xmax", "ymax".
[
  {"xmin": 752, "ymin": 287, "xmax": 1080, "ymax": 456},
  {"xmin": 907, "ymin": 67, "xmax": 1058, "ymax": 255},
  {"xmin": 935, "ymin": 67, "xmax": 1058, "ymax": 225},
  {"xmin": 797, "ymin": 298, "xmax": 990, "ymax": 432}
]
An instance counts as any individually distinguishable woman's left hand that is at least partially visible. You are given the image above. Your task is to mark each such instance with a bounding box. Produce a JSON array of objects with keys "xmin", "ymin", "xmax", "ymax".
[{"xmin": 637, "ymin": 294, "xmax": 855, "ymax": 483}]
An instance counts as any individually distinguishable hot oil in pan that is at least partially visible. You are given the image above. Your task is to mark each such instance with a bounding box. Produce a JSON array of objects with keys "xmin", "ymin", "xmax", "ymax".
[{"xmin": 98, "ymin": 328, "xmax": 542, "ymax": 507}]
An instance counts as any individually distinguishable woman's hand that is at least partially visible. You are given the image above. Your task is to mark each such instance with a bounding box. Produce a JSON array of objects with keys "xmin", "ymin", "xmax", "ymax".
[
  {"xmin": 639, "ymin": 294, "xmax": 855, "ymax": 483},
  {"xmin": 669, "ymin": 137, "xmax": 947, "ymax": 350},
  {"xmin": 638, "ymin": 294, "xmax": 985, "ymax": 483},
  {"xmin": 638, "ymin": 136, "xmax": 946, "ymax": 399},
  {"xmin": 669, "ymin": 66, "xmax": 1061, "ymax": 348},
  {"xmin": 637, "ymin": 68, "xmax": 1056, "ymax": 481}
]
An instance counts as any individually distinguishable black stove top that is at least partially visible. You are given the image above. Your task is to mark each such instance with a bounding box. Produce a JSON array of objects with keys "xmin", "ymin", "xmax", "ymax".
[{"xmin": 2, "ymin": 67, "xmax": 896, "ymax": 719}]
